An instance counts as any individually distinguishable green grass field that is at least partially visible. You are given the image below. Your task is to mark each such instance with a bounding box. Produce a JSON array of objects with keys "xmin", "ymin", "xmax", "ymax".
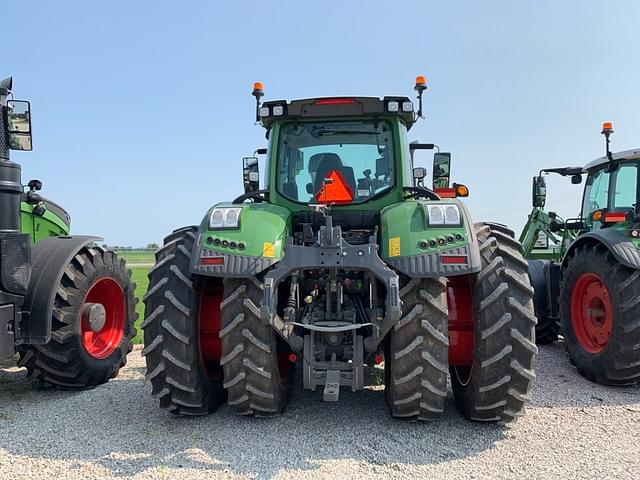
[{"xmin": 116, "ymin": 249, "xmax": 155, "ymax": 344}]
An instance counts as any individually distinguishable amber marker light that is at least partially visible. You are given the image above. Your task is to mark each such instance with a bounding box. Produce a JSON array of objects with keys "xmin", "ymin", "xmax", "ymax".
[
  {"xmin": 455, "ymin": 184, "xmax": 469, "ymax": 197},
  {"xmin": 591, "ymin": 210, "xmax": 604, "ymax": 222},
  {"xmin": 601, "ymin": 122, "xmax": 614, "ymax": 134}
]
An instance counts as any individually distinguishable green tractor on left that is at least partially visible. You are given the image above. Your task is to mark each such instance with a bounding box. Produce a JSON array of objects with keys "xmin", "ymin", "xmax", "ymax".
[{"xmin": 0, "ymin": 77, "xmax": 137, "ymax": 388}]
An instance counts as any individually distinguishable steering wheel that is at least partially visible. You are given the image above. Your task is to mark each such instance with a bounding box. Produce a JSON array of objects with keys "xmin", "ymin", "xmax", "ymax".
[
  {"xmin": 403, "ymin": 186, "xmax": 441, "ymax": 201},
  {"xmin": 232, "ymin": 190, "xmax": 269, "ymax": 204}
]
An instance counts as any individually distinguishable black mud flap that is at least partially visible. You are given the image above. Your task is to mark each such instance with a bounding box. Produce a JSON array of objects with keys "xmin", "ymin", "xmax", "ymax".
[
  {"xmin": 17, "ymin": 235, "xmax": 100, "ymax": 345},
  {"xmin": 0, "ymin": 301, "xmax": 16, "ymax": 361}
]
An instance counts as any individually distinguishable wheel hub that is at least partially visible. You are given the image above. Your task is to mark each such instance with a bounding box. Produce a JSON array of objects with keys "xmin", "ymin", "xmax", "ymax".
[
  {"xmin": 80, "ymin": 277, "xmax": 126, "ymax": 359},
  {"xmin": 571, "ymin": 272, "xmax": 613, "ymax": 354},
  {"xmin": 82, "ymin": 303, "xmax": 107, "ymax": 332}
]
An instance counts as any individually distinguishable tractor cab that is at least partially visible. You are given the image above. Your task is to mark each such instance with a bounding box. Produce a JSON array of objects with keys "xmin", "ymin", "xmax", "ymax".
[
  {"xmin": 523, "ymin": 123, "xmax": 640, "ymax": 259},
  {"xmin": 245, "ymin": 80, "xmax": 469, "ymax": 212},
  {"xmin": 580, "ymin": 147, "xmax": 640, "ymax": 232}
]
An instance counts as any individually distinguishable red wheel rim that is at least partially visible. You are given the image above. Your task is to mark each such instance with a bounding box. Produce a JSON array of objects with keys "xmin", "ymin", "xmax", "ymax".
[
  {"xmin": 198, "ymin": 281, "xmax": 223, "ymax": 380},
  {"xmin": 447, "ymin": 277, "xmax": 475, "ymax": 385},
  {"xmin": 81, "ymin": 277, "xmax": 126, "ymax": 359},
  {"xmin": 571, "ymin": 272, "xmax": 613, "ymax": 354},
  {"xmin": 277, "ymin": 351, "xmax": 293, "ymax": 381}
]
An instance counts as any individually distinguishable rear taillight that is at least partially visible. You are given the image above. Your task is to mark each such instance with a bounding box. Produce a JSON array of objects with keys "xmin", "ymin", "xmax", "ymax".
[
  {"xmin": 314, "ymin": 98, "xmax": 355, "ymax": 105},
  {"xmin": 201, "ymin": 257, "xmax": 224, "ymax": 266}
]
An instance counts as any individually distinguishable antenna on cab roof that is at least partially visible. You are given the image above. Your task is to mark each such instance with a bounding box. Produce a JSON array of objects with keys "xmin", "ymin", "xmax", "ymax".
[
  {"xmin": 252, "ymin": 82, "xmax": 264, "ymax": 122},
  {"xmin": 414, "ymin": 75, "xmax": 427, "ymax": 119},
  {"xmin": 601, "ymin": 122, "xmax": 614, "ymax": 162}
]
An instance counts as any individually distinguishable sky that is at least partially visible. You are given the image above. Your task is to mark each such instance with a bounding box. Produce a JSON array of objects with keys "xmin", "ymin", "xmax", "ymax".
[{"xmin": 4, "ymin": 1, "xmax": 640, "ymax": 246}]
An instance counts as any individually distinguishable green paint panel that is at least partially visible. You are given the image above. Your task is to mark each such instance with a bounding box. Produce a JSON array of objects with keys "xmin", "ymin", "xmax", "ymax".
[
  {"xmin": 20, "ymin": 202, "xmax": 69, "ymax": 243},
  {"xmin": 200, "ymin": 202, "xmax": 290, "ymax": 259},
  {"xmin": 380, "ymin": 200, "xmax": 469, "ymax": 258}
]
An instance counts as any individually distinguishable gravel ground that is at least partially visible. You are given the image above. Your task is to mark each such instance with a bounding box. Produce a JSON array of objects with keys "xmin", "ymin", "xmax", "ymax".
[{"xmin": 1, "ymin": 342, "xmax": 639, "ymax": 480}]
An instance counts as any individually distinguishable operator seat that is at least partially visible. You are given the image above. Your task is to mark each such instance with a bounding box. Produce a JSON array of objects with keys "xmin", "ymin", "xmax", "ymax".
[
  {"xmin": 312, "ymin": 153, "xmax": 344, "ymax": 193},
  {"xmin": 308, "ymin": 153, "xmax": 325, "ymax": 184}
]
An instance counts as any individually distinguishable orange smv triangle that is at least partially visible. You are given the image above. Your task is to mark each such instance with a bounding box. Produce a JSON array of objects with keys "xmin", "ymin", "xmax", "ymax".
[{"xmin": 315, "ymin": 169, "xmax": 354, "ymax": 204}]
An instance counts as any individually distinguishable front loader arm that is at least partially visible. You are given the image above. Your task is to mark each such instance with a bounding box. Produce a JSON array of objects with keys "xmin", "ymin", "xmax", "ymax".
[{"xmin": 519, "ymin": 207, "xmax": 553, "ymax": 258}]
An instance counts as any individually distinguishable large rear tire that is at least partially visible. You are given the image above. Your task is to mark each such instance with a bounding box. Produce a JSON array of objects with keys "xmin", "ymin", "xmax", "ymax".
[
  {"xmin": 18, "ymin": 246, "xmax": 136, "ymax": 388},
  {"xmin": 220, "ymin": 277, "xmax": 294, "ymax": 416},
  {"xmin": 560, "ymin": 245, "xmax": 640, "ymax": 385},
  {"xmin": 528, "ymin": 259, "xmax": 559, "ymax": 344},
  {"xmin": 385, "ymin": 277, "xmax": 449, "ymax": 421},
  {"xmin": 142, "ymin": 227, "xmax": 225, "ymax": 415},
  {"xmin": 450, "ymin": 223, "xmax": 537, "ymax": 422}
]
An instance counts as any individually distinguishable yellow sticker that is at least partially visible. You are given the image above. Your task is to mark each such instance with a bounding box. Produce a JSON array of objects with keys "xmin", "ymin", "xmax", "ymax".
[
  {"xmin": 263, "ymin": 242, "xmax": 276, "ymax": 258},
  {"xmin": 389, "ymin": 237, "xmax": 401, "ymax": 257}
]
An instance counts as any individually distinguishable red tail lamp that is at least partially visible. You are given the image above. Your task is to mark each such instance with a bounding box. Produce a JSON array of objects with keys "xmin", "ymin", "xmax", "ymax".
[
  {"xmin": 441, "ymin": 255, "xmax": 468, "ymax": 265},
  {"xmin": 315, "ymin": 98, "xmax": 355, "ymax": 105},
  {"xmin": 604, "ymin": 212, "xmax": 627, "ymax": 223},
  {"xmin": 201, "ymin": 257, "xmax": 225, "ymax": 265}
]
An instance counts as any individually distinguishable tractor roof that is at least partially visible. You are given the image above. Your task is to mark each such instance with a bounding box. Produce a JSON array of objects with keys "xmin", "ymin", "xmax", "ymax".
[
  {"xmin": 584, "ymin": 148, "xmax": 640, "ymax": 170},
  {"xmin": 259, "ymin": 96, "xmax": 416, "ymax": 130}
]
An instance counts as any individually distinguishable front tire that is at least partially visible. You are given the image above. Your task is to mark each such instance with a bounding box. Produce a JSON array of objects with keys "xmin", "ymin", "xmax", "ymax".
[
  {"xmin": 385, "ymin": 277, "xmax": 449, "ymax": 421},
  {"xmin": 450, "ymin": 223, "xmax": 537, "ymax": 422},
  {"xmin": 18, "ymin": 246, "xmax": 136, "ymax": 388},
  {"xmin": 142, "ymin": 227, "xmax": 225, "ymax": 415},
  {"xmin": 560, "ymin": 244, "xmax": 640, "ymax": 385},
  {"xmin": 528, "ymin": 259, "xmax": 559, "ymax": 344}
]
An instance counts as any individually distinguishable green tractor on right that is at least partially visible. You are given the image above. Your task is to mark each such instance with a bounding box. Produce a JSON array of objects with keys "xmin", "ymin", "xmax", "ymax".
[{"xmin": 520, "ymin": 122, "xmax": 640, "ymax": 385}]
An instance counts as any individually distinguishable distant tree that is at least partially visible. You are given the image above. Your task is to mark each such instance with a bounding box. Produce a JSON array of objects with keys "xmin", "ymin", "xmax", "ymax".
[
  {"xmin": 102, "ymin": 243, "xmax": 108, "ymax": 249},
  {"xmin": 147, "ymin": 243, "xmax": 159, "ymax": 249}
]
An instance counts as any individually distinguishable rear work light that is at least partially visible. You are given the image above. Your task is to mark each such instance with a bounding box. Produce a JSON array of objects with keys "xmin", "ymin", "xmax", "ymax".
[
  {"xmin": 315, "ymin": 98, "xmax": 355, "ymax": 105},
  {"xmin": 402, "ymin": 101, "xmax": 413, "ymax": 112},
  {"xmin": 209, "ymin": 207, "xmax": 242, "ymax": 229},
  {"xmin": 259, "ymin": 106, "xmax": 270, "ymax": 117},
  {"xmin": 426, "ymin": 204, "xmax": 462, "ymax": 226},
  {"xmin": 272, "ymin": 105, "xmax": 284, "ymax": 116},
  {"xmin": 387, "ymin": 101, "xmax": 399, "ymax": 112}
]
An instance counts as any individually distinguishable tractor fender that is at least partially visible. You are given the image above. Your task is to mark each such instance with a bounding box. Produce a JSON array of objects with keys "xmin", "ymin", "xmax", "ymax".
[
  {"xmin": 16, "ymin": 235, "xmax": 100, "ymax": 345},
  {"xmin": 382, "ymin": 199, "xmax": 482, "ymax": 277},
  {"xmin": 190, "ymin": 203, "xmax": 288, "ymax": 278},
  {"xmin": 561, "ymin": 229, "xmax": 640, "ymax": 270}
]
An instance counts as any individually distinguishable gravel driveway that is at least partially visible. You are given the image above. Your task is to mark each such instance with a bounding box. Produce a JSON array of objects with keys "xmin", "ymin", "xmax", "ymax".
[{"xmin": 1, "ymin": 343, "xmax": 639, "ymax": 480}]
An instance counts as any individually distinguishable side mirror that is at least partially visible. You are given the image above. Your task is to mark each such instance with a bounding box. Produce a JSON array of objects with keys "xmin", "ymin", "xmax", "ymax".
[
  {"xmin": 432, "ymin": 152, "xmax": 451, "ymax": 189},
  {"xmin": 532, "ymin": 176, "xmax": 546, "ymax": 208},
  {"xmin": 409, "ymin": 141, "xmax": 434, "ymax": 162},
  {"xmin": 243, "ymin": 156, "xmax": 260, "ymax": 193},
  {"xmin": 413, "ymin": 167, "xmax": 426, "ymax": 186},
  {"xmin": 571, "ymin": 174, "xmax": 582, "ymax": 185},
  {"xmin": 6, "ymin": 100, "xmax": 32, "ymax": 151}
]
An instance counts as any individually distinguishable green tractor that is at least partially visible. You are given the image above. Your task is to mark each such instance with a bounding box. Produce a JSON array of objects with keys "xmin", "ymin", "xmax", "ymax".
[
  {"xmin": 520, "ymin": 122, "xmax": 640, "ymax": 385},
  {"xmin": 0, "ymin": 77, "xmax": 137, "ymax": 388},
  {"xmin": 143, "ymin": 77, "xmax": 537, "ymax": 422}
]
